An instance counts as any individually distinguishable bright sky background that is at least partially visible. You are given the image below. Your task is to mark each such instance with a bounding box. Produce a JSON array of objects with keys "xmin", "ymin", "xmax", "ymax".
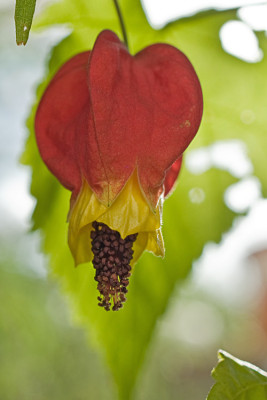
[{"xmin": 142, "ymin": 0, "xmax": 267, "ymax": 27}]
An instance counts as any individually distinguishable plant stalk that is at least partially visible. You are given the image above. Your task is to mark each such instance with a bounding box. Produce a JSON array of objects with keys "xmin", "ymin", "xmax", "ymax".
[{"xmin": 113, "ymin": 0, "xmax": 129, "ymax": 49}]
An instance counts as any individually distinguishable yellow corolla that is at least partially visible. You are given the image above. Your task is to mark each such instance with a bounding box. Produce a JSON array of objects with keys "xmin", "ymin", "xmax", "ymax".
[{"xmin": 68, "ymin": 170, "xmax": 164, "ymax": 265}]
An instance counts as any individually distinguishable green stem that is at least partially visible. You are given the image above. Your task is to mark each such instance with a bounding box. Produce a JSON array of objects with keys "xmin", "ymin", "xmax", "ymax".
[{"xmin": 113, "ymin": 0, "xmax": 129, "ymax": 49}]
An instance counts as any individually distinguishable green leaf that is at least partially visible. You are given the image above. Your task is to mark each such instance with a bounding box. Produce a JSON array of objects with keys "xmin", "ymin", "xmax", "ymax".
[
  {"xmin": 0, "ymin": 257, "xmax": 113, "ymax": 399},
  {"xmin": 22, "ymin": 32, "xmax": 236, "ymax": 400},
  {"xmin": 207, "ymin": 350, "xmax": 267, "ymax": 399},
  {"xmin": 22, "ymin": 34, "xmax": 237, "ymax": 398},
  {"xmin": 162, "ymin": 16, "xmax": 267, "ymax": 197},
  {"xmin": 32, "ymin": 0, "xmax": 155, "ymax": 54},
  {"xmin": 15, "ymin": 0, "xmax": 37, "ymax": 45},
  {"xmin": 22, "ymin": 1, "xmax": 267, "ymax": 399}
]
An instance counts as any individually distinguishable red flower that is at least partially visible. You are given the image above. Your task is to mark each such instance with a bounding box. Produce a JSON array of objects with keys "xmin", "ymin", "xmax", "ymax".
[{"xmin": 35, "ymin": 30, "xmax": 202, "ymax": 310}]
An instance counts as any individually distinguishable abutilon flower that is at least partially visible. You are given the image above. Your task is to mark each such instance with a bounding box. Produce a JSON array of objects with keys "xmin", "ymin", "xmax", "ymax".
[{"xmin": 35, "ymin": 30, "xmax": 203, "ymax": 311}]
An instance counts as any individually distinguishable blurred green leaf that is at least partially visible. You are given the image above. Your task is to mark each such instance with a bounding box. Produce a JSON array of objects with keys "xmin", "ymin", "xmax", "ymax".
[
  {"xmin": 15, "ymin": 0, "xmax": 36, "ymax": 45},
  {"xmin": 158, "ymin": 14, "xmax": 267, "ymax": 197},
  {"xmin": 207, "ymin": 350, "xmax": 267, "ymax": 400},
  {"xmin": 0, "ymin": 259, "xmax": 113, "ymax": 400},
  {"xmin": 32, "ymin": 0, "xmax": 153, "ymax": 52},
  {"xmin": 22, "ymin": 0, "xmax": 267, "ymax": 399}
]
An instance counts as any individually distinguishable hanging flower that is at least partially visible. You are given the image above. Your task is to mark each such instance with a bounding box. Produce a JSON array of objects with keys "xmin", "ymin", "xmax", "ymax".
[{"xmin": 35, "ymin": 30, "xmax": 203, "ymax": 310}]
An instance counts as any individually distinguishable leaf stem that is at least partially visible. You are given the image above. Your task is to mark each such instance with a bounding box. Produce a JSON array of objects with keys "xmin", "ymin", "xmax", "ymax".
[{"xmin": 113, "ymin": 0, "xmax": 129, "ymax": 49}]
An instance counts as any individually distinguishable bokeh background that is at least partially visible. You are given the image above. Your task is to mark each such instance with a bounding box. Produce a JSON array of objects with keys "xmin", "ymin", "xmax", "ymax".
[{"xmin": 1, "ymin": 0, "xmax": 267, "ymax": 399}]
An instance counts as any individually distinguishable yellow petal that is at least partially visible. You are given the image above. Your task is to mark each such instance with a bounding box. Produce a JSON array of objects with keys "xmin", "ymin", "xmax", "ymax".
[{"xmin": 68, "ymin": 170, "xmax": 164, "ymax": 266}]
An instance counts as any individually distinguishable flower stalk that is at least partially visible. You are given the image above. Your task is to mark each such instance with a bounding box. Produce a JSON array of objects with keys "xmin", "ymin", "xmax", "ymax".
[{"xmin": 113, "ymin": 0, "xmax": 129, "ymax": 49}]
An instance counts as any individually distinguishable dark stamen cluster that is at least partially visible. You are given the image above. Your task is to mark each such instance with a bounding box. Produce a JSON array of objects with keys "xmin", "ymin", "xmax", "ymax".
[{"xmin": 91, "ymin": 221, "xmax": 137, "ymax": 311}]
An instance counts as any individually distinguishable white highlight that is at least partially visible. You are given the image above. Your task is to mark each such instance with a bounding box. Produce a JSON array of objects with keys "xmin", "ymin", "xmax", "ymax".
[
  {"xmin": 0, "ymin": 171, "xmax": 35, "ymax": 225},
  {"xmin": 186, "ymin": 140, "xmax": 253, "ymax": 178},
  {"xmin": 141, "ymin": 0, "xmax": 264, "ymax": 28},
  {"xmin": 220, "ymin": 20, "xmax": 263, "ymax": 63},
  {"xmin": 240, "ymin": 109, "xmax": 256, "ymax": 125},
  {"xmin": 239, "ymin": 4, "xmax": 267, "ymax": 31},
  {"xmin": 224, "ymin": 176, "xmax": 262, "ymax": 213},
  {"xmin": 189, "ymin": 187, "xmax": 206, "ymax": 204}
]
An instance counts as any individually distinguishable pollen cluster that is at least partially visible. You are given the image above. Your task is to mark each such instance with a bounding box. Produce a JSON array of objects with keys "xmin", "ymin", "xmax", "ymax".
[{"xmin": 91, "ymin": 221, "xmax": 137, "ymax": 311}]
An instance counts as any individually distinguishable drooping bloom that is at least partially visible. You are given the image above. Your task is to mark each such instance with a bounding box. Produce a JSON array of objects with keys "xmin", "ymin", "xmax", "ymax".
[{"xmin": 35, "ymin": 30, "xmax": 203, "ymax": 310}]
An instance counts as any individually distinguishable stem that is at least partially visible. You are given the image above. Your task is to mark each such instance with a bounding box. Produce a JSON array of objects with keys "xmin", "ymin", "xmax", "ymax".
[{"xmin": 113, "ymin": 0, "xmax": 129, "ymax": 49}]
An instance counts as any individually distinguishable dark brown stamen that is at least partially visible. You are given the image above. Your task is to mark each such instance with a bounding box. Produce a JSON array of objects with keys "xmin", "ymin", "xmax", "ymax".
[{"xmin": 91, "ymin": 221, "xmax": 138, "ymax": 311}]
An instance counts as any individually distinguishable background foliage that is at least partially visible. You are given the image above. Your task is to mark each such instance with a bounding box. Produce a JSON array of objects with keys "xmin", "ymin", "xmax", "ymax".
[
  {"xmin": 6, "ymin": 0, "xmax": 267, "ymax": 399},
  {"xmin": 208, "ymin": 351, "xmax": 267, "ymax": 400}
]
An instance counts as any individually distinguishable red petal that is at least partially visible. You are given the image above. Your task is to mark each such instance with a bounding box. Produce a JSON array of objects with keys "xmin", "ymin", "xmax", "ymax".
[
  {"xmin": 164, "ymin": 157, "xmax": 182, "ymax": 198},
  {"xmin": 35, "ymin": 52, "xmax": 90, "ymax": 196},
  {"xmin": 87, "ymin": 31, "xmax": 202, "ymax": 207}
]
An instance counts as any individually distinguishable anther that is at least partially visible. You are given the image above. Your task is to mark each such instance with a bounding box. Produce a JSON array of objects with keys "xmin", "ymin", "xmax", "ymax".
[{"xmin": 91, "ymin": 221, "xmax": 137, "ymax": 311}]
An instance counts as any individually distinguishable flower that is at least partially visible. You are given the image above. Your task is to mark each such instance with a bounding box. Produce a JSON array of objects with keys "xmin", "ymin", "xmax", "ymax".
[{"xmin": 35, "ymin": 30, "xmax": 203, "ymax": 310}]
